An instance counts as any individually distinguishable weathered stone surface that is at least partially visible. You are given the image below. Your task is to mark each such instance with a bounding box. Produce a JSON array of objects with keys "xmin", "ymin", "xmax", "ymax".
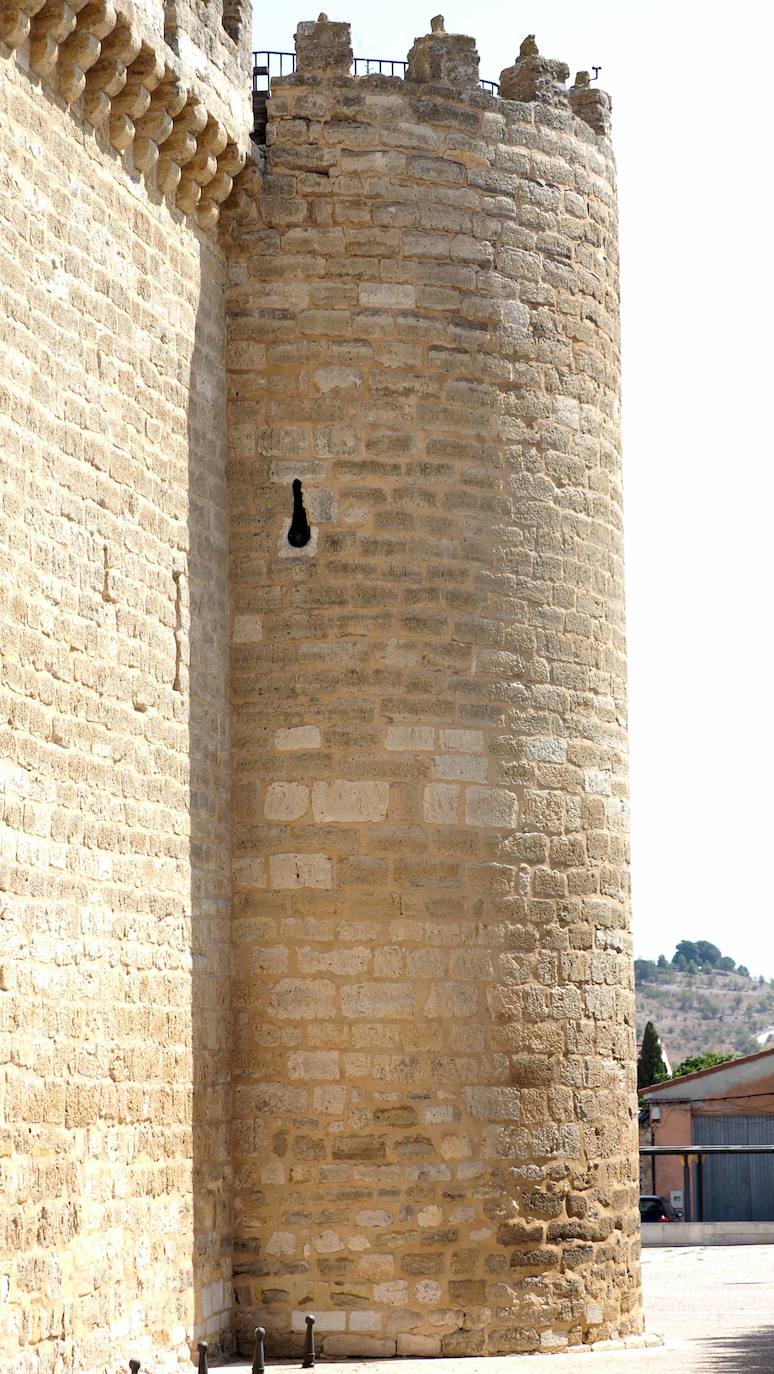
[
  {"xmin": 294, "ymin": 14, "xmax": 352, "ymax": 75},
  {"xmin": 275, "ymin": 724, "xmax": 322, "ymax": 750},
  {"xmin": 570, "ymin": 69, "xmax": 613, "ymax": 137},
  {"xmin": 311, "ymin": 780, "xmax": 389, "ymax": 823},
  {"xmin": 0, "ymin": 0, "xmax": 252, "ymax": 1355},
  {"xmin": 499, "ymin": 34, "xmax": 571, "ymax": 105},
  {"xmin": 225, "ymin": 26, "xmax": 637, "ymax": 1362},
  {"xmin": 0, "ymin": 2, "xmax": 634, "ymax": 1367},
  {"xmin": 269, "ymin": 852, "xmax": 334, "ymax": 888},
  {"xmin": 406, "ymin": 18, "xmax": 480, "ymax": 89}
]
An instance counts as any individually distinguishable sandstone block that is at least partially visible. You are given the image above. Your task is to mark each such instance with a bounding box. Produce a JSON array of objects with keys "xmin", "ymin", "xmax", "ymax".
[
  {"xmin": 267, "ymin": 1231, "xmax": 297, "ymax": 1256},
  {"xmin": 341, "ymin": 983, "xmax": 414, "ymax": 1018},
  {"xmin": 415, "ymin": 1280, "xmax": 443, "ymax": 1304},
  {"xmin": 332, "ymin": 1135, "xmax": 387, "ymax": 1161},
  {"xmin": 292, "ymin": 1308, "xmax": 345, "ymax": 1331},
  {"xmin": 424, "ymin": 983, "xmax": 478, "ymax": 1018},
  {"xmin": 312, "ymin": 780, "xmax": 389, "ymax": 823},
  {"xmin": 313, "ymin": 1229, "xmax": 345, "ymax": 1254},
  {"xmin": 464, "ymin": 1086, "xmax": 521, "ymax": 1120},
  {"xmin": 356, "ymin": 1209, "xmax": 392, "ymax": 1227},
  {"xmin": 287, "ymin": 1050, "xmax": 340, "ymax": 1080},
  {"xmin": 349, "ymin": 1310, "xmax": 383, "ymax": 1330},
  {"xmin": 406, "ymin": 25, "xmax": 480, "ymax": 89},
  {"xmin": 324, "ymin": 1337, "xmax": 397, "ymax": 1357},
  {"xmin": 232, "ymin": 857, "xmax": 267, "ymax": 888},
  {"xmin": 265, "ymin": 782, "xmax": 310, "ymax": 820},
  {"xmin": 440, "ymin": 728, "xmax": 485, "ymax": 753},
  {"xmin": 357, "ymin": 1253, "xmax": 394, "ymax": 1280},
  {"xmin": 423, "ymin": 783, "xmax": 459, "ymax": 825},
  {"xmin": 314, "ymin": 1085, "xmax": 347, "ymax": 1114},
  {"xmin": 385, "ymin": 725, "xmax": 434, "ymax": 751},
  {"xmin": 373, "ymin": 1280, "xmax": 409, "ymax": 1306},
  {"xmin": 295, "ymin": 15, "xmax": 353, "ymax": 75},
  {"xmin": 232, "ymin": 613, "xmax": 262, "ymax": 642},
  {"xmin": 465, "ymin": 786, "xmax": 519, "ymax": 828},
  {"xmin": 267, "ymin": 978, "xmax": 336, "ymax": 1020},
  {"xmin": 275, "ymin": 725, "xmax": 322, "ymax": 750},
  {"xmin": 398, "ymin": 1334, "xmax": 442, "ymax": 1356},
  {"xmin": 432, "ymin": 754, "xmax": 488, "ymax": 782},
  {"xmin": 524, "ymin": 735, "xmax": 567, "ymax": 762}
]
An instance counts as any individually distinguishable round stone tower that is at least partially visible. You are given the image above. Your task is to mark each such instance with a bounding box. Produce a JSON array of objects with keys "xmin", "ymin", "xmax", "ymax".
[{"xmin": 224, "ymin": 15, "xmax": 642, "ymax": 1356}]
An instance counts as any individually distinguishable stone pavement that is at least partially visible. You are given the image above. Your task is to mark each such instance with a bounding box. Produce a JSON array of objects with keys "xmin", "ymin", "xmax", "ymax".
[{"xmin": 223, "ymin": 1245, "xmax": 774, "ymax": 1373}]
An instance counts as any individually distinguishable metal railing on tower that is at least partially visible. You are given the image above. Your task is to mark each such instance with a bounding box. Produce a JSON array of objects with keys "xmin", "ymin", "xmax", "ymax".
[{"xmin": 253, "ymin": 49, "xmax": 500, "ymax": 92}]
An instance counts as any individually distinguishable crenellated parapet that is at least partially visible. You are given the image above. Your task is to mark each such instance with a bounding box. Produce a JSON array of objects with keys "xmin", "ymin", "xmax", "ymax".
[
  {"xmin": 223, "ymin": 14, "xmax": 614, "ymax": 238},
  {"xmin": 1, "ymin": 0, "xmax": 252, "ymax": 229},
  {"xmin": 499, "ymin": 33, "xmax": 570, "ymax": 106},
  {"xmin": 406, "ymin": 13, "xmax": 479, "ymax": 88},
  {"xmin": 569, "ymin": 69, "xmax": 612, "ymax": 138}
]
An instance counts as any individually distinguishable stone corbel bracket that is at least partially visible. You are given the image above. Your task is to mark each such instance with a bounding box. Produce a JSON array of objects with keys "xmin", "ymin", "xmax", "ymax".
[{"xmin": 1, "ymin": 0, "xmax": 248, "ymax": 230}]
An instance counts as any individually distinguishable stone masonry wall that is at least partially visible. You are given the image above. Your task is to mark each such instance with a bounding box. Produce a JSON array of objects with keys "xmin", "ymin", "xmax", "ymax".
[
  {"xmin": 224, "ymin": 18, "xmax": 642, "ymax": 1358},
  {"xmin": 0, "ymin": 34, "xmax": 234, "ymax": 1374}
]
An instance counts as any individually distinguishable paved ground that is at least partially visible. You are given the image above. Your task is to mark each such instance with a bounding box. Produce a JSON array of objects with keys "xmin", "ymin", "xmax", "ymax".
[{"xmin": 224, "ymin": 1245, "xmax": 774, "ymax": 1372}]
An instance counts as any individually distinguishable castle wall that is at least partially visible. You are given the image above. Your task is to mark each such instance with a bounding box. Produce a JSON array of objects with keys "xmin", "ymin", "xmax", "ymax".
[
  {"xmin": 0, "ymin": 24, "xmax": 240, "ymax": 1370},
  {"xmin": 224, "ymin": 22, "xmax": 641, "ymax": 1358}
]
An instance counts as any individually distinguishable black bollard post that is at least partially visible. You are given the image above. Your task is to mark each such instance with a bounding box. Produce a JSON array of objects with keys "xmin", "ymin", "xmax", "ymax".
[
  {"xmin": 129, "ymin": 1362, "xmax": 141, "ymax": 1374},
  {"xmin": 252, "ymin": 1325, "xmax": 266, "ymax": 1374},
  {"xmin": 302, "ymin": 1314, "xmax": 316, "ymax": 1369},
  {"xmin": 197, "ymin": 1342, "xmax": 209, "ymax": 1374}
]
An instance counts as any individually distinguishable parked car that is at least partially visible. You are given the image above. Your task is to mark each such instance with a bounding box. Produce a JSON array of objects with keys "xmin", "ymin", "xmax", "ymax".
[{"xmin": 639, "ymin": 1194, "xmax": 680, "ymax": 1223}]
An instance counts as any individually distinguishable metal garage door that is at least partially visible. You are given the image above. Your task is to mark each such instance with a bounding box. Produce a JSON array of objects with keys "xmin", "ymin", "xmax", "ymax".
[{"xmin": 693, "ymin": 1115, "xmax": 774, "ymax": 1221}]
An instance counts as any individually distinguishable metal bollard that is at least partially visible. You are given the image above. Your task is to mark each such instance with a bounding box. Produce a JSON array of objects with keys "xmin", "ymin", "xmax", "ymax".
[
  {"xmin": 302, "ymin": 1314, "xmax": 316, "ymax": 1369},
  {"xmin": 252, "ymin": 1324, "xmax": 266, "ymax": 1374},
  {"xmin": 197, "ymin": 1342, "xmax": 209, "ymax": 1374}
]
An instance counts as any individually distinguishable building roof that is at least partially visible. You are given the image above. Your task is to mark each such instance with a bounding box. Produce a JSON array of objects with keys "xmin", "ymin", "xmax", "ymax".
[{"xmin": 640, "ymin": 1045, "xmax": 774, "ymax": 1103}]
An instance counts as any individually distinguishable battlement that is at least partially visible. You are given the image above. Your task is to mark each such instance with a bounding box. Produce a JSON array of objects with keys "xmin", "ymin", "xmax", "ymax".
[
  {"xmin": 0, "ymin": 0, "xmax": 252, "ymax": 229},
  {"xmin": 249, "ymin": 15, "xmax": 611, "ymax": 142}
]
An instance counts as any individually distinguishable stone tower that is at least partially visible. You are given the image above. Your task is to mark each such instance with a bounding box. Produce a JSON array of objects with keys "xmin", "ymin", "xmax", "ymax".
[{"xmin": 225, "ymin": 16, "xmax": 641, "ymax": 1359}]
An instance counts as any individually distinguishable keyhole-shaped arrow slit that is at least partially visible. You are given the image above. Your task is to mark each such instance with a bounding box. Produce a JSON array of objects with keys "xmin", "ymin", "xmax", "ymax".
[{"xmin": 288, "ymin": 478, "xmax": 312, "ymax": 548}]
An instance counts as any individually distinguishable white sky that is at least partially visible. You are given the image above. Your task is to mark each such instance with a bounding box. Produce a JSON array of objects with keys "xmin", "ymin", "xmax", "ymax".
[{"xmin": 252, "ymin": 3, "xmax": 774, "ymax": 975}]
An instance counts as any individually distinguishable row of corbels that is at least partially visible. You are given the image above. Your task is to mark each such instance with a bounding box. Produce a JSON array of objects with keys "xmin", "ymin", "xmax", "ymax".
[
  {"xmin": 0, "ymin": 0, "xmax": 246, "ymax": 230},
  {"xmin": 125, "ymin": 1315, "xmax": 317, "ymax": 1373}
]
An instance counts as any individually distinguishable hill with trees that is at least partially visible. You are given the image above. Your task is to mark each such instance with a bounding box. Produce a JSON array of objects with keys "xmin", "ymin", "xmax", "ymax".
[{"xmin": 635, "ymin": 941, "xmax": 774, "ymax": 1065}]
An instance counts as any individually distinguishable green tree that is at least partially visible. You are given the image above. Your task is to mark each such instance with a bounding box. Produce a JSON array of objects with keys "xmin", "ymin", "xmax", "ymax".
[
  {"xmin": 634, "ymin": 959, "xmax": 658, "ymax": 986},
  {"xmin": 637, "ymin": 1021, "xmax": 668, "ymax": 1090},
  {"xmin": 657, "ymin": 954, "xmax": 669, "ymax": 969},
  {"xmin": 672, "ymin": 1050, "xmax": 734, "ymax": 1078},
  {"xmin": 672, "ymin": 940, "xmax": 724, "ymax": 971}
]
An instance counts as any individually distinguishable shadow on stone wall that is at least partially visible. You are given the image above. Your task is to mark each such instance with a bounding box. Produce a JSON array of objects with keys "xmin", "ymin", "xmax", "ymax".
[{"xmin": 187, "ymin": 236, "xmax": 233, "ymax": 1357}]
